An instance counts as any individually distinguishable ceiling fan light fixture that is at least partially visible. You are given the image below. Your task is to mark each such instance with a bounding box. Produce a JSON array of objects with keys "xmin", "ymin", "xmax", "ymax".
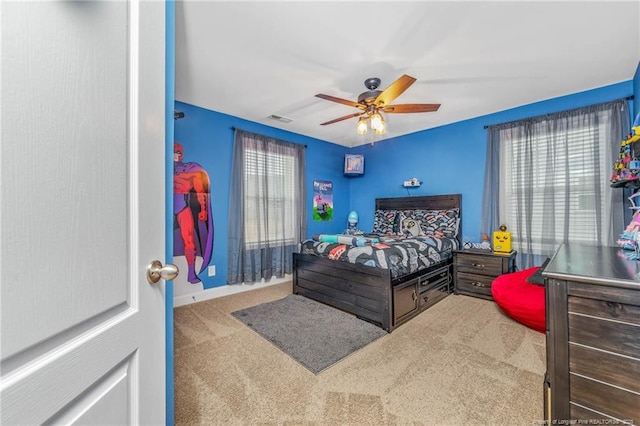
[
  {"xmin": 370, "ymin": 112, "xmax": 384, "ymax": 132},
  {"xmin": 317, "ymin": 74, "xmax": 439, "ymax": 138},
  {"xmin": 356, "ymin": 117, "xmax": 368, "ymax": 135}
]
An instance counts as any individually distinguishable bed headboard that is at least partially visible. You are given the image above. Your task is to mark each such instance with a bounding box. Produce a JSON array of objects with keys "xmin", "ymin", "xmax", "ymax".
[{"xmin": 375, "ymin": 194, "xmax": 462, "ymax": 246}]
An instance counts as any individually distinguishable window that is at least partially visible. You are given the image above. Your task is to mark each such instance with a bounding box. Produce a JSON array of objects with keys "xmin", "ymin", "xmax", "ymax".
[
  {"xmin": 227, "ymin": 129, "xmax": 306, "ymax": 284},
  {"xmin": 500, "ymin": 120, "xmax": 610, "ymax": 251},
  {"xmin": 244, "ymin": 148, "xmax": 297, "ymax": 248},
  {"xmin": 483, "ymin": 99, "xmax": 628, "ymax": 268}
]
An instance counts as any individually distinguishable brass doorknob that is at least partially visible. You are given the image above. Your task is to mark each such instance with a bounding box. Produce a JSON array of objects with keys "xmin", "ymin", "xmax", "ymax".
[{"xmin": 147, "ymin": 260, "xmax": 179, "ymax": 284}]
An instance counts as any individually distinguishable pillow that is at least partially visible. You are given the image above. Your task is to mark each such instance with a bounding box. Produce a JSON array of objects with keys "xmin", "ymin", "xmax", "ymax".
[
  {"xmin": 316, "ymin": 234, "xmax": 379, "ymax": 246},
  {"xmin": 406, "ymin": 208, "xmax": 459, "ymax": 238},
  {"xmin": 393, "ymin": 212, "xmax": 403, "ymax": 234},
  {"xmin": 526, "ymin": 257, "xmax": 551, "ymax": 286},
  {"xmin": 401, "ymin": 217, "xmax": 424, "ymax": 237},
  {"xmin": 372, "ymin": 209, "xmax": 397, "ymax": 234}
]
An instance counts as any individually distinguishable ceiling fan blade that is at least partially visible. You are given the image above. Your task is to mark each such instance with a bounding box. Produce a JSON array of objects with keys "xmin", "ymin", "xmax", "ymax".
[
  {"xmin": 374, "ymin": 74, "xmax": 416, "ymax": 107},
  {"xmin": 320, "ymin": 112, "xmax": 364, "ymax": 126},
  {"xmin": 315, "ymin": 94, "xmax": 364, "ymax": 109},
  {"xmin": 382, "ymin": 104, "xmax": 441, "ymax": 113}
]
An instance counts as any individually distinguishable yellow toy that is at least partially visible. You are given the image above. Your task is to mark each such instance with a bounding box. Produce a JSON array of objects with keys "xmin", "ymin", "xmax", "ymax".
[{"xmin": 493, "ymin": 224, "xmax": 512, "ymax": 253}]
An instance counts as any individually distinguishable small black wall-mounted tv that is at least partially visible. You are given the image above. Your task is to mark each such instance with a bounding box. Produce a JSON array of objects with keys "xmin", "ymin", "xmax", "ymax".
[{"xmin": 344, "ymin": 154, "xmax": 364, "ymax": 176}]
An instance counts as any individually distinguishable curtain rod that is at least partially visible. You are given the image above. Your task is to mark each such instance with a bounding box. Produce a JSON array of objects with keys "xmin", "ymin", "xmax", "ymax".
[
  {"xmin": 231, "ymin": 126, "xmax": 307, "ymax": 148},
  {"xmin": 483, "ymin": 95, "xmax": 635, "ymax": 129}
]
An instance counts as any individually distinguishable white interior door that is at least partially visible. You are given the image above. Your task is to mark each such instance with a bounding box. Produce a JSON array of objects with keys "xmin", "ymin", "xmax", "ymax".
[{"xmin": 1, "ymin": 1, "xmax": 167, "ymax": 424}]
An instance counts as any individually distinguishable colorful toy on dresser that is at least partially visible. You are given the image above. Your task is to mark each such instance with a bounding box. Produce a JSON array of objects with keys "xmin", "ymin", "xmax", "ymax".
[
  {"xmin": 611, "ymin": 112, "xmax": 640, "ymax": 186},
  {"xmin": 617, "ymin": 191, "xmax": 640, "ymax": 260}
]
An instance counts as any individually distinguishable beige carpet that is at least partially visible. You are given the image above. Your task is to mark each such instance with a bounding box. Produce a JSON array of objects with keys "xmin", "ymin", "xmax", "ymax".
[{"xmin": 174, "ymin": 281, "xmax": 546, "ymax": 426}]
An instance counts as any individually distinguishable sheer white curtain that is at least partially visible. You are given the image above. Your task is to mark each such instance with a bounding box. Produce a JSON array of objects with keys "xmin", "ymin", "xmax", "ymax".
[
  {"xmin": 481, "ymin": 99, "xmax": 630, "ymax": 269},
  {"xmin": 227, "ymin": 129, "xmax": 306, "ymax": 284}
]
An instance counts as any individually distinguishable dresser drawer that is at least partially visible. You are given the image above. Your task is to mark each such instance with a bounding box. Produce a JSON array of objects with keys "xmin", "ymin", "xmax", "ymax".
[
  {"xmin": 568, "ymin": 312, "xmax": 640, "ymax": 359},
  {"xmin": 456, "ymin": 272, "xmax": 494, "ymax": 298},
  {"xmin": 568, "ymin": 291, "xmax": 640, "ymax": 325},
  {"xmin": 569, "ymin": 343, "xmax": 640, "ymax": 394},
  {"xmin": 570, "ymin": 374, "xmax": 640, "ymax": 422},
  {"xmin": 455, "ymin": 254, "xmax": 504, "ymax": 276},
  {"xmin": 569, "ymin": 405, "xmax": 625, "ymax": 424}
]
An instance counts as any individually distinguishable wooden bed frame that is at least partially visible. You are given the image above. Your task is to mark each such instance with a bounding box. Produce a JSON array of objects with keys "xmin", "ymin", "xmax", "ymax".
[{"xmin": 293, "ymin": 194, "xmax": 462, "ymax": 332}]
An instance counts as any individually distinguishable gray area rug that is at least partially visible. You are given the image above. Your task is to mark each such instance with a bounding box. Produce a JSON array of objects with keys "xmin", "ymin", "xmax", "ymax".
[{"xmin": 231, "ymin": 294, "xmax": 387, "ymax": 374}]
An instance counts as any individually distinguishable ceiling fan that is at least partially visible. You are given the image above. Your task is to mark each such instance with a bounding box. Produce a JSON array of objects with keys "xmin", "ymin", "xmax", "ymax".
[{"xmin": 315, "ymin": 74, "xmax": 440, "ymax": 135}]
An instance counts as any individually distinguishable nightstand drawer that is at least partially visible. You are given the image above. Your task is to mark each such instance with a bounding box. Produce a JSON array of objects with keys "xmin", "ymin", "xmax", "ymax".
[
  {"xmin": 453, "ymin": 249, "xmax": 516, "ymax": 301},
  {"xmin": 455, "ymin": 254, "xmax": 504, "ymax": 276},
  {"xmin": 456, "ymin": 272, "xmax": 494, "ymax": 298}
]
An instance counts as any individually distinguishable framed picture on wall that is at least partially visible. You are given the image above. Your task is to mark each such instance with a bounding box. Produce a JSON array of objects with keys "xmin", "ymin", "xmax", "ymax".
[
  {"xmin": 313, "ymin": 180, "xmax": 333, "ymax": 221},
  {"xmin": 344, "ymin": 154, "xmax": 364, "ymax": 176}
]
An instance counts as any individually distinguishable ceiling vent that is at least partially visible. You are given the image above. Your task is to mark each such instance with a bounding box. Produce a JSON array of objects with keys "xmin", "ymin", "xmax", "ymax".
[{"xmin": 268, "ymin": 114, "xmax": 292, "ymax": 123}]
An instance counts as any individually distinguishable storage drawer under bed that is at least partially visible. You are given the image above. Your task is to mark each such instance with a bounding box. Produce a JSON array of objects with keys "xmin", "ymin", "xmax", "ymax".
[
  {"xmin": 418, "ymin": 278, "xmax": 450, "ymax": 309},
  {"xmin": 418, "ymin": 265, "xmax": 450, "ymax": 290},
  {"xmin": 393, "ymin": 264, "xmax": 453, "ymax": 326},
  {"xmin": 418, "ymin": 265, "xmax": 451, "ymax": 309}
]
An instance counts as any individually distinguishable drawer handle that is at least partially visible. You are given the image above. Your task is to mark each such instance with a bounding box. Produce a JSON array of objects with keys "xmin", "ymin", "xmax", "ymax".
[
  {"xmin": 421, "ymin": 271, "xmax": 448, "ymax": 286},
  {"xmin": 471, "ymin": 263, "xmax": 485, "ymax": 268},
  {"xmin": 412, "ymin": 290, "xmax": 417, "ymax": 301},
  {"xmin": 605, "ymin": 301, "xmax": 623, "ymax": 317},
  {"xmin": 471, "ymin": 281, "xmax": 486, "ymax": 288}
]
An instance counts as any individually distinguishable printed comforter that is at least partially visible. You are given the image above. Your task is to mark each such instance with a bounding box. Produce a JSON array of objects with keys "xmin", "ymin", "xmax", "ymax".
[{"xmin": 299, "ymin": 235, "xmax": 459, "ymax": 279}]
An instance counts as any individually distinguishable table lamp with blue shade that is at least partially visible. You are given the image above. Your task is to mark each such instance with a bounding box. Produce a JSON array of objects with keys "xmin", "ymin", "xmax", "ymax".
[{"xmin": 345, "ymin": 211, "xmax": 361, "ymax": 235}]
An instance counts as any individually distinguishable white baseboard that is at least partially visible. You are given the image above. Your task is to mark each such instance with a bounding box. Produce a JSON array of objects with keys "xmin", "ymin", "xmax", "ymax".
[{"xmin": 173, "ymin": 274, "xmax": 292, "ymax": 307}]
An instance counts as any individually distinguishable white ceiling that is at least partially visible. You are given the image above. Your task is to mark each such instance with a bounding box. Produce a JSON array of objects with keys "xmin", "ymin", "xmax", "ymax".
[{"xmin": 175, "ymin": 1, "xmax": 640, "ymax": 148}]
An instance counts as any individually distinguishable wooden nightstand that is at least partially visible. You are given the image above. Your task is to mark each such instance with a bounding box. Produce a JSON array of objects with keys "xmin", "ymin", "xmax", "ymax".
[{"xmin": 453, "ymin": 249, "xmax": 517, "ymax": 300}]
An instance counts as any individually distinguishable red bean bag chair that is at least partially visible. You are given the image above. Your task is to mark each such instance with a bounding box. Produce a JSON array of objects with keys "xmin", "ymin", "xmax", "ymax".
[{"xmin": 491, "ymin": 266, "xmax": 546, "ymax": 333}]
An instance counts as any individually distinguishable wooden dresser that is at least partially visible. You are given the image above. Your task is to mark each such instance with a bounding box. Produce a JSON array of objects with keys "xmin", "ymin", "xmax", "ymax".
[
  {"xmin": 543, "ymin": 243, "xmax": 640, "ymax": 424},
  {"xmin": 453, "ymin": 249, "xmax": 517, "ymax": 300}
]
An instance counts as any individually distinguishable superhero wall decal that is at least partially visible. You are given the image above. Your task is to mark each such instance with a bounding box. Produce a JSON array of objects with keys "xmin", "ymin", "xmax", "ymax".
[{"xmin": 173, "ymin": 142, "xmax": 214, "ymax": 284}]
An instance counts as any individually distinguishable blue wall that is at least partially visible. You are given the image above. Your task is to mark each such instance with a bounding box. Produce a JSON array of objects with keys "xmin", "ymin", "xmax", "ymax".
[
  {"xmin": 349, "ymin": 81, "xmax": 635, "ymax": 244},
  {"xmin": 174, "ymin": 101, "xmax": 349, "ymax": 288},
  {"xmin": 176, "ymin": 80, "xmax": 635, "ymax": 287}
]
